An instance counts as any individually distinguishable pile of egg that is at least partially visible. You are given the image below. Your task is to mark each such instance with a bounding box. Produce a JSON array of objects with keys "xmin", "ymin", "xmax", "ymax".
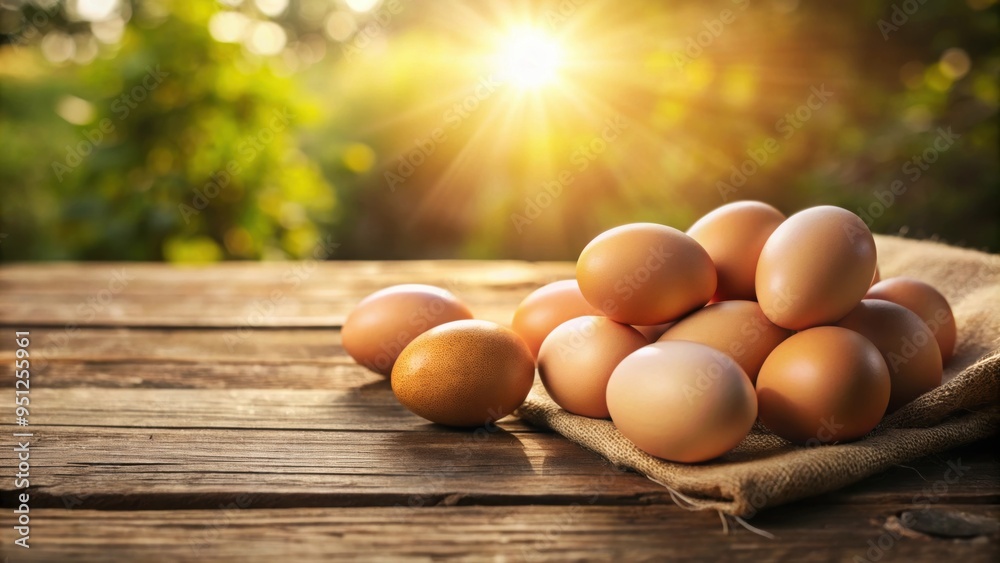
[{"xmin": 343, "ymin": 203, "xmax": 954, "ymax": 462}]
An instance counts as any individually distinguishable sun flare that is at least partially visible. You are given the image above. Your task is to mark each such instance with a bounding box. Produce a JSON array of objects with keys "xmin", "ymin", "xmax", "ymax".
[{"xmin": 494, "ymin": 27, "xmax": 565, "ymax": 89}]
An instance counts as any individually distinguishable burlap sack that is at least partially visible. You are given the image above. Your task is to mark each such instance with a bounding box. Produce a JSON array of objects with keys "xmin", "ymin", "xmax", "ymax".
[{"xmin": 516, "ymin": 235, "xmax": 1000, "ymax": 517}]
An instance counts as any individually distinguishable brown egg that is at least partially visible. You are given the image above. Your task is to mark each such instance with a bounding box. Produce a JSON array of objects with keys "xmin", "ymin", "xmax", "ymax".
[
  {"xmin": 756, "ymin": 326, "xmax": 890, "ymax": 444},
  {"xmin": 512, "ymin": 280, "xmax": 603, "ymax": 358},
  {"xmin": 871, "ymin": 265, "xmax": 881, "ymax": 287},
  {"xmin": 756, "ymin": 206, "xmax": 877, "ymax": 330},
  {"xmin": 342, "ymin": 284, "xmax": 473, "ymax": 376},
  {"xmin": 391, "ymin": 320, "xmax": 535, "ymax": 427},
  {"xmin": 538, "ymin": 316, "xmax": 648, "ymax": 418},
  {"xmin": 657, "ymin": 301, "xmax": 793, "ymax": 384},
  {"xmin": 866, "ymin": 277, "xmax": 956, "ymax": 363},
  {"xmin": 576, "ymin": 223, "xmax": 716, "ymax": 325},
  {"xmin": 606, "ymin": 341, "xmax": 757, "ymax": 462},
  {"xmin": 632, "ymin": 322, "xmax": 673, "ymax": 342},
  {"xmin": 687, "ymin": 201, "xmax": 786, "ymax": 301},
  {"xmin": 836, "ymin": 299, "xmax": 943, "ymax": 412}
]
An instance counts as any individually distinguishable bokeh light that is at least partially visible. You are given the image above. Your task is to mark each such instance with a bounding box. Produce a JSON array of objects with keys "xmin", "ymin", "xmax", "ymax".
[{"xmin": 345, "ymin": 0, "xmax": 379, "ymax": 14}]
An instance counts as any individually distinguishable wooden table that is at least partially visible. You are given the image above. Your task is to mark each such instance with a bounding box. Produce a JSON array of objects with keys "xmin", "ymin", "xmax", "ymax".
[{"xmin": 0, "ymin": 262, "xmax": 997, "ymax": 562}]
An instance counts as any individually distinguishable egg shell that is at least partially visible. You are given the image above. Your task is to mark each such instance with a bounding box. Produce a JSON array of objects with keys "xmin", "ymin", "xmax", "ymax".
[
  {"xmin": 576, "ymin": 223, "xmax": 717, "ymax": 326},
  {"xmin": 606, "ymin": 341, "xmax": 757, "ymax": 463},
  {"xmin": 836, "ymin": 299, "xmax": 943, "ymax": 413},
  {"xmin": 755, "ymin": 206, "xmax": 877, "ymax": 330},
  {"xmin": 866, "ymin": 277, "xmax": 956, "ymax": 363},
  {"xmin": 391, "ymin": 320, "xmax": 535, "ymax": 427},
  {"xmin": 538, "ymin": 316, "xmax": 648, "ymax": 418},
  {"xmin": 342, "ymin": 284, "xmax": 473, "ymax": 376},
  {"xmin": 657, "ymin": 300, "xmax": 793, "ymax": 384},
  {"xmin": 687, "ymin": 201, "xmax": 786, "ymax": 301},
  {"xmin": 511, "ymin": 280, "xmax": 604, "ymax": 358},
  {"xmin": 756, "ymin": 326, "xmax": 890, "ymax": 444}
]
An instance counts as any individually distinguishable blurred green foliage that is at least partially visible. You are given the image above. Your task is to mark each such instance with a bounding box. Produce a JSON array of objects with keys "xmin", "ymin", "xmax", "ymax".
[
  {"xmin": 1, "ymin": 0, "xmax": 334, "ymax": 261},
  {"xmin": 0, "ymin": 0, "xmax": 997, "ymax": 262}
]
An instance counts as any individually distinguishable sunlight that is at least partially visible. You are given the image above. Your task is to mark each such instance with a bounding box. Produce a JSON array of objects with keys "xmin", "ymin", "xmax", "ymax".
[{"xmin": 494, "ymin": 27, "xmax": 564, "ymax": 89}]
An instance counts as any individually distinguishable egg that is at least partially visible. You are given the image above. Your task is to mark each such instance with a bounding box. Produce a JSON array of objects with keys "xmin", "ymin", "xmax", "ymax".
[
  {"xmin": 511, "ymin": 280, "xmax": 603, "ymax": 358},
  {"xmin": 686, "ymin": 201, "xmax": 786, "ymax": 301},
  {"xmin": 606, "ymin": 341, "xmax": 757, "ymax": 463},
  {"xmin": 538, "ymin": 316, "xmax": 648, "ymax": 418},
  {"xmin": 576, "ymin": 223, "xmax": 716, "ymax": 325},
  {"xmin": 657, "ymin": 300, "xmax": 793, "ymax": 384},
  {"xmin": 342, "ymin": 284, "xmax": 473, "ymax": 376},
  {"xmin": 756, "ymin": 326, "xmax": 890, "ymax": 444},
  {"xmin": 836, "ymin": 299, "xmax": 943, "ymax": 413},
  {"xmin": 872, "ymin": 265, "xmax": 881, "ymax": 287},
  {"xmin": 756, "ymin": 206, "xmax": 877, "ymax": 330},
  {"xmin": 391, "ymin": 320, "xmax": 535, "ymax": 427},
  {"xmin": 866, "ymin": 277, "xmax": 956, "ymax": 363}
]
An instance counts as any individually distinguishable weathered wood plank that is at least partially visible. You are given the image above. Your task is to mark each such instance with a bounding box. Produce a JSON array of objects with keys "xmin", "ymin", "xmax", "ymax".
[
  {"xmin": 23, "ymin": 387, "xmax": 547, "ymax": 432},
  {"xmin": 0, "ymin": 294, "xmax": 523, "ymax": 327},
  {"xmin": 0, "ymin": 424, "xmax": 671, "ymax": 510},
  {"xmin": 3, "ymin": 504, "xmax": 997, "ymax": 563},
  {"xmin": 19, "ymin": 360, "xmax": 365, "ymax": 390},
  {"xmin": 0, "ymin": 261, "xmax": 575, "ymax": 327},
  {"xmin": 0, "ymin": 328, "xmax": 355, "ymax": 387},
  {"xmin": 822, "ymin": 438, "xmax": 1000, "ymax": 505},
  {"xmin": 1, "ymin": 422, "xmax": 995, "ymax": 511},
  {"xmin": 0, "ymin": 328, "xmax": 341, "ymax": 365},
  {"xmin": 19, "ymin": 389, "xmax": 1000, "ymax": 500},
  {"xmin": 16, "ymin": 384, "xmax": 999, "ymax": 479},
  {"xmin": 0, "ymin": 261, "xmax": 575, "ymax": 292}
]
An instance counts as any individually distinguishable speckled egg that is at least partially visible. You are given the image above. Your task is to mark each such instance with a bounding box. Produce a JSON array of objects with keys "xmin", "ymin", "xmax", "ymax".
[{"xmin": 391, "ymin": 320, "xmax": 535, "ymax": 427}]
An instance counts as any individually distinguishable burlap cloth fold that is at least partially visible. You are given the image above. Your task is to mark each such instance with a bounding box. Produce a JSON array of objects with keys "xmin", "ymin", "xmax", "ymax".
[{"xmin": 515, "ymin": 235, "xmax": 1000, "ymax": 517}]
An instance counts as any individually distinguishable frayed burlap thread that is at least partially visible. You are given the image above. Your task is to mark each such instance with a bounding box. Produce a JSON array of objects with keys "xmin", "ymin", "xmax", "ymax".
[{"xmin": 515, "ymin": 235, "xmax": 1000, "ymax": 517}]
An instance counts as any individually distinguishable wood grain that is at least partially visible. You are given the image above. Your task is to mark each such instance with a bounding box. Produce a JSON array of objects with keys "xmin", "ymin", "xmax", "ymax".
[
  {"xmin": 0, "ymin": 258, "xmax": 997, "ymax": 562},
  {"xmin": 1, "ymin": 420, "xmax": 995, "ymax": 511},
  {"xmin": 0, "ymin": 261, "xmax": 575, "ymax": 327},
  {"xmin": 0, "ymin": 328, "xmax": 341, "ymax": 365},
  {"xmin": 23, "ymin": 387, "xmax": 539, "ymax": 431},
  {"xmin": 3, "ymin": 504, "xmax": 997, "ymax": 563},
  {"xmin": 0, "ymin": 424, "xmax": 671, "ymax": 510}
]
